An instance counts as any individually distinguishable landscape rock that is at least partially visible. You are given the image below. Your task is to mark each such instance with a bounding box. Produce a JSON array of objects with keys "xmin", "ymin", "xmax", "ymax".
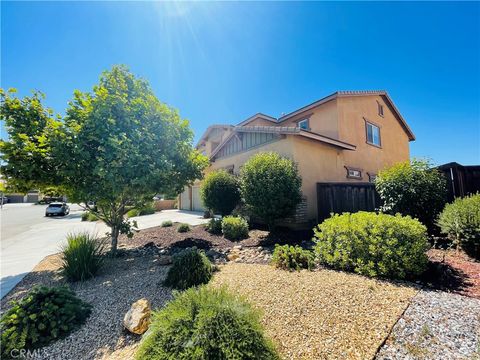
[
  {"xmin": 123, "ymin": 298, "xmax": 151, "ymax": 335},
  {"xmin": 157, "ymin": 255, "xmax": 172, "ymax": 266}
]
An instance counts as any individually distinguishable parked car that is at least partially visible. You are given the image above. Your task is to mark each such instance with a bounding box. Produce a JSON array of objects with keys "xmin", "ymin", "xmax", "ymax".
[{"xmin": 45, "ymin": 202, "xmax": 70, "ymax": 217}]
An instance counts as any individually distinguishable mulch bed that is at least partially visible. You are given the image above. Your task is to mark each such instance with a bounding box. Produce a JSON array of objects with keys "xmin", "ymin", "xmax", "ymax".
[
  {"xmin": 118, "ymin": 224, "xmax": 313, "ymax": 251},
  {"xmin": 421, "ymin": 248, "xmax": 480, "ymax": 299}
]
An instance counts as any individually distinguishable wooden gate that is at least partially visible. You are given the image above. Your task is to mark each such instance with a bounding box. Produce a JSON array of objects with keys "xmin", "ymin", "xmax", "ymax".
[{"xmin": 317, "ymin": 182, "xmax": 381, "ymax": 222}]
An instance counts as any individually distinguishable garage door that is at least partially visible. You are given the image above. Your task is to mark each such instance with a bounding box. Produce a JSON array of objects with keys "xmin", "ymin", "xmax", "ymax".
[
  {"xmin": 191, "ymin": 186, "xmax": 205, "ymax": 212},
  {"xmin": 179, "ymin": 187, "xmax": 190, "ymax": 210}
]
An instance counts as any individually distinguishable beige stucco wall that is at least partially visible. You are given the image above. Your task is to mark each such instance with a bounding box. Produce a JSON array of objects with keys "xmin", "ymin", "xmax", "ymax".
[
  {"xmin": 280, "ymin": 99, "xmax": 339, "ymax": 139},
  {"xmin": 337, "ymin": 95, "xmax": 410, "ymax": 178}
]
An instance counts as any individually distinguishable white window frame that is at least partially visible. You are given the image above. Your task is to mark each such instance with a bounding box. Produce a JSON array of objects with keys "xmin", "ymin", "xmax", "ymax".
[
  {"xmin": 298, "ymin": 119, "xmax": 310, "ymax": 130},
  {"xmin": 366, "ymin": 121, "xmax": 381, "ymax": 147}
]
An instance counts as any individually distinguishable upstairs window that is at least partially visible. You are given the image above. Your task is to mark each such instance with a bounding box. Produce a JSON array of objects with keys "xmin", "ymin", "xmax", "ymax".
[
  {"xmin": 366, "ymin": 122, "xmax": 381, "ymax": 147},
  {"xmin": 298, "ymin": 119, "xmax": 309, "ymax": 130},
  {"xmin": 377, "ymin": 101, "xmax": 384, "ymax": 117}
]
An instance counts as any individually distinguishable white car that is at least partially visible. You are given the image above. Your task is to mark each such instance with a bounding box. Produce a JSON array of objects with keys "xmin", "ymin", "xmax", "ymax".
[{"xmin": 45, "ymin": 202, "xmax": 70, "ymax": 217}]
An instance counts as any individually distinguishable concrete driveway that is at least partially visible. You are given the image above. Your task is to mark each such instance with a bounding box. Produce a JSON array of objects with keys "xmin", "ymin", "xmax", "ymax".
[{"xmin": 0, "ymin": 204, "xmax": 206, "ymax": 298}]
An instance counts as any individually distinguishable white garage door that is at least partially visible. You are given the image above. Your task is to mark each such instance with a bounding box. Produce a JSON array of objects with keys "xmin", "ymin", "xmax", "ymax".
[
  {"xmin": 179, "ymin": 187, "xmax": 190, "ymax": 210},
  {"xmin": 192, "ymin": 186, "xmax": 205, "ymax": 212}
]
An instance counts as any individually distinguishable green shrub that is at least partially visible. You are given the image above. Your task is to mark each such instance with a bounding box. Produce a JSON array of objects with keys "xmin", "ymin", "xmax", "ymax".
[
  {"xmin": 126, "ymin": 208, "xmax": 140, "ymax": 218},
  {"xmin": 81, "ymin": 211, "xmax": 98, "ymax": 222},
  {"xmin": 221, "ymin": 216, "xmax": 249, "ymax": 241},
  {"xmin": 161, "ymin": 220, "xmax": 173, "ymax": 227},
  {"xmin": 271, "ymin": 244, "xmax": 314, "ymax": 271},
  {"xmin": 0, "ymin": 286, "xmax": 91, "ymax": 359},
  {"xmin": 60, "ymin": 232, "xmax": 105, "ymax": 282},
  {"xmin": 163, "ymin": 247, "xmax": 213, "ymax": 289},
  {"xmin": 437, "ymin": 193, "xmax": 480, "ymax": 258},
  {"xmin": 240, "ymin": 152, "xmax": 302, "ymax": 229},
  {"xmin": 138, "ymin": 202, "xmax": 155, "ymax": 216},
  {"xmin": 206, "ymin": 218, "xmax": 222, "ymax": 235},
  {"xmin": 200, "ymin": 170, "xmax": 241, "ymax": 216},
  {"xmin": 314, "ymin": 212, "xmax": 429, "ymax": 279},
  {"xmin": 177, "ymin": 223, "xmax": 191, "ymax": 233},
  {"xmin": 375, "ymin": 159, "xmax": 447, "ymax": 231},
  {"xmin": 135, "ymin": 286, "xmax": 279, "ymax": 360}
]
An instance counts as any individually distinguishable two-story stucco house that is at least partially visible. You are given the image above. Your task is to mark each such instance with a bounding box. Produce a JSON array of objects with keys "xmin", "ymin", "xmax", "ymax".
[{"xmin": 179, "ymin": 90, "xmax": 415, "ymax": 225}]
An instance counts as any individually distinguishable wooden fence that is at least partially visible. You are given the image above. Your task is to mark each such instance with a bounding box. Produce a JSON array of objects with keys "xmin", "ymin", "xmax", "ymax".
[{"xmin": 317, "ymin": 182, "xmax": 381, "ymax": 222}]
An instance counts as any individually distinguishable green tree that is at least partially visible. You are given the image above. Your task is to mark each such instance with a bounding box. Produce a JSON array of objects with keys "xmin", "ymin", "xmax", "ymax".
[
  {"xmin": 240, "ymin": 152, "xmax": 302, "ymax": 230},
  {"xmin": 200, "ymin": 170, "xmax": 240, "ymax": 216},
  {"xmin": 0, "ymin": 89, "xmax": 61, "ymax": 193},
  {"xmin": 0, "ymin": 66, "xmax": 208, "ymax": 253},
  {"xmin": 375, "ymin": 159, "xmax": 447, "ymax": 231}
]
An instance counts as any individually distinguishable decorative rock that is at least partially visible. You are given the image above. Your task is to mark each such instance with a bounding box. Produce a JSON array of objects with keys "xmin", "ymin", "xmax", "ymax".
[
  {"xmin": 227, "ymin": 253, "xmax": 239, "ymax": 261},
  {"xmin": 123, "ymin": 298, "xmax": 151, "ymax": 335},
  {"xmin": 233, "ymin": 245, "xmax": 243, "ymax": 250}
]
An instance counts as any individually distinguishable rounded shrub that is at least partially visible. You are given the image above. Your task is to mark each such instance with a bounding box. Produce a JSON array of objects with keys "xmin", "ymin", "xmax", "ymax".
[
  {"xmin": 163, "ymin": 247, "xmax": 213, "ymax": 289},
  {"xmin": 60, "ymin": 232, "xmax": 105, "ymax": 282},
  {"xmin": 206, "ymin": 217, "xmax": 222, "ymax": 235},
  {"xmin": 135, "ymin": 286, "xmax": 279, "ymax": 360},
  {"xmin": 240, "ymin": 152, "xmax": 302, "ymax": 229},
  {"xmin": 314, "ymin": 212, "xmax": 429, "ymax": 279},
  {"xmin": 81, "ymin": 211, "xmax": 98, "ymax": 222},
  {"xmin": 0, "ymin": 286, "xmax": 91, "ymax": 359},
  {"xmin": 221, "ymin": 216, "xmax": 249, "ymax": 241},
  {"xmin": 437, "ymin": 193, "xmax": 480, "ymax": 258},
  {"xmin": 375, "ymin": 159, "xmax": 447, "ymax": 231},
  {"xmin": 271, "ymin": 244, "xmax": 314, "ymax": 271},
  {"xmin": 126, "ymin": 208, "xmax": 140, "ymax": 218},
  {"xmin": 200, "ymin": 170, "xmax": 241, "ymax": 216},
  {"xmin": 177, "ymin": 223, "xmax": 191, "ymax": 233},
  {"xmin": 161, "ymin": 220, "xmax": 173, "ymax": 227}
]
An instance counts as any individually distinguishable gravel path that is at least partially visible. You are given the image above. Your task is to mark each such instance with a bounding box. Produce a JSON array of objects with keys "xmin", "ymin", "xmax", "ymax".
[
  {"xmin": 376, "ymin": 290, "xmax": 480, "ymax": 360},
  {"xmin": 212, "ymin": 263, "xmax": 418, "ymax": 360}
]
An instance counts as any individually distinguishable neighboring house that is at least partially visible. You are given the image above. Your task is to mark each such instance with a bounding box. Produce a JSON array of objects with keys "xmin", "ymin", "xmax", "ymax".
[{"xmin": 180, "ymin": 90, "xmax": 415, "ymax": 225}]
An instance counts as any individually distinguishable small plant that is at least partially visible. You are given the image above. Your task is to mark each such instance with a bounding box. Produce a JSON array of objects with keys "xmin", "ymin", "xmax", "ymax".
[
  {"xmin": 135, "ymin": 286, "xmax": 279, "ymax": 360},
  {"xmin": 81, "ymin": 211, "xmax": 98, "ymax": 222},
  {"xmin": 60, "ymin": 232, "xmax": 105, "ymax": 282},
  {"xmin": 163, "ymin": 247, "xmax": 213, "ymax": 289},
  {"xmin": 314, "ymin": 212, "xmax": 429, "ymax": 279},
  {"xmin": 126, "ymin": 208, "xmax": 140, "ymax": 218},
  {"xmin": 161, "ymin": 220, "xmax": 173, "ymax": 227},
  {"xmin": 221, "ymin": 216, "xmax": 249, "ymax": 241},
  {"xmin": 437, "ymin": 193, "xmax": 480, "ymax": 258},
  {"xmin": 200, "ymin": 170, "xmax": 241, "ymax": 216},
  {"xmin": 0, "ymin": 286, "xmax": 91, "ymax": 359},
  {"xmin": 177, "ymin": 223, "xmax": 191, "ymax": 233},
  {"xmin": 206, "ymin": 218, "xmax": 222, "ymax": 235},
  {"xmin": 271, "ymin": 244, "xmax": 314, "ymax": 271}
]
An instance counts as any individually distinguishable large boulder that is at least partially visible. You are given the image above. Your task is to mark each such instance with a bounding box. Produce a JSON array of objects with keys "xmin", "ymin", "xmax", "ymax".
[{"xmin": 123, "ymin": 298, "xmax": 151, "ymax": 335}]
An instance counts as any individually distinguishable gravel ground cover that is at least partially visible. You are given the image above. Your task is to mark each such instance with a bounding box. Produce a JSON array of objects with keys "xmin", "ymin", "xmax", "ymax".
[
  {"xmin": 376, "ymin": 290, "xmax": 480, "ymax": 360},
  {"xmin": 211, "ymin": 263, "xmax": 418, "ymax": 360},
  {"xmin": 118, "ymin": 224, "xmax": 312, "ymax": 251},
  {"xmin": 1, "ymin": 253, "xmax": 172, "ymax": 360}
]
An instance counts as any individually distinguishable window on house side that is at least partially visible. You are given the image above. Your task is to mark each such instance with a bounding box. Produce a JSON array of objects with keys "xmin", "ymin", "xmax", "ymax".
[
  {"xmin": 298, "ymin": 119, "xmax": 309, "ymax": 130},
  {"xmin": 347, "ymin": 169, "xmax": 361, "ymax": 179},
  {"xmin": 378, "ymin": 102, "xmax": 384, "ymax": 117},
  {"xmin": 366, "ymin": 122, "xmax": 381, "ymax": 146}
]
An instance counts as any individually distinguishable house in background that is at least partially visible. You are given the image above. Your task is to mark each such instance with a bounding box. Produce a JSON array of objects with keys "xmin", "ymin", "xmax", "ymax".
[{"xmin": 180, "ymin": 90, "xmax": 415, "ymax": 225}]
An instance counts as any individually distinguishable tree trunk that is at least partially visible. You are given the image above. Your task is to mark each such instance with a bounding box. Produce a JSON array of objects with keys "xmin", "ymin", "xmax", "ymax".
[{"xmin": 110, "ymin": 225, "xmax": 120, "ymax": 256}]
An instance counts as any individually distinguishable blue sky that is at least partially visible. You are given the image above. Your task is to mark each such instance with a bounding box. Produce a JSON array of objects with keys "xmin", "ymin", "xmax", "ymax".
[{"xmin": 2, "ymin": 1, "xmax": 479, "ymax": 165}]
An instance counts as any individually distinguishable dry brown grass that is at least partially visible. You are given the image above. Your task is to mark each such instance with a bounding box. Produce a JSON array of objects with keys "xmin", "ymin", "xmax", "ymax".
[{"xmin": 211, "ymin": 263, "xmax": 419, "ymax": 360}]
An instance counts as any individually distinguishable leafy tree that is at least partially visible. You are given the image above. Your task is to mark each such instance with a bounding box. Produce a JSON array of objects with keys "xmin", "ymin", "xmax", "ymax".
[
  {"xmin": 200, "ymin": 169, "xmax": 240, "ymax": 216},
  {"xmin": 0, "ymin": 66, "xmax": 208, "ymax": 253},
  {"xmin": 240, "ymin": 152, "xmax": 302, "ymax": 230},
  {"xmin": 0, "ymin": 89, "xmax": 61, "ymax": 193},
  {"xmin": 375, "ymin": 159, "xmax": 447, "ymax": 231}
]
